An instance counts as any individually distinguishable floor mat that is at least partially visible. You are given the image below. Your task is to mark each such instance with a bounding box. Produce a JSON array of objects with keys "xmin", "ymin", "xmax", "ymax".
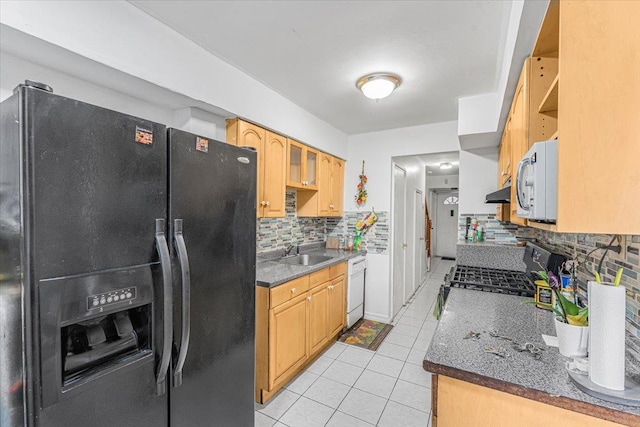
[{"xmin": 338, "ymin": 319, "xmax": 393, "ymax": 351}]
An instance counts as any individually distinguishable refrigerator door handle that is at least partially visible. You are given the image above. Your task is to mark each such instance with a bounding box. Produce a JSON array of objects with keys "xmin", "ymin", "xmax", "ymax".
[
  {"xmin": 155, "ymin": 218, "xmax": 173, "ymax": 396},
  {"xmin": 173, "ymin": 219, "xmax": 191, "ymax": 387}
]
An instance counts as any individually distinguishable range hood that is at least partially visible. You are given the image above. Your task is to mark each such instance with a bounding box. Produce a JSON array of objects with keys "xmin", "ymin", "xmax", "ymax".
[{"xmin": 485, "ymin": 186, "xmax": 511, "ymax": 204}]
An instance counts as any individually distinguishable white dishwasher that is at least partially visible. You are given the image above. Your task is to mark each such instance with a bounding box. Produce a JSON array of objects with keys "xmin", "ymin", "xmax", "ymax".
[{"xmin": 346, "ymin": 254, "xmax": 367, "ymax": 329}]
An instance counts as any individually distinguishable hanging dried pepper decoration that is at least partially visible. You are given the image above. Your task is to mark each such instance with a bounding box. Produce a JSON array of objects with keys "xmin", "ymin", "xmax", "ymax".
[{"xmin": 355, "ymin": 160, "xmax": 368, "ymax": 206}]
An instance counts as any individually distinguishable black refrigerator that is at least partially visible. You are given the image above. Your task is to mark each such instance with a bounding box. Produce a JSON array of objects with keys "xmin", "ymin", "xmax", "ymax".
[{"xmin": 0, "ymin": 82, "xmax": 256, "ymax": 426}]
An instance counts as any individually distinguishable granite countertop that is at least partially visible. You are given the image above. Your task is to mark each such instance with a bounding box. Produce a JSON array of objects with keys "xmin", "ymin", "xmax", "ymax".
[
  {"xmin": 456, "ymin": 240, "xmax": 527, "ymax": 271},
  {"xmin": 423, "ymin": 288, "xmax": 640, "ymax": 425},
  {"xmin": 456, "ymin": 239, "xmax": 521, "ymax": 247},
  {"xmin": 256, "ymin": 245, "xmax": 366, "ymax": 287}
]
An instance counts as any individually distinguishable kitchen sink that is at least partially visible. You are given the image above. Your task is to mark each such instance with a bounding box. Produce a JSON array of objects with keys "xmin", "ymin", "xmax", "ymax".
[{"xmin": 278, "ymin": 254, "xmax": 333, "ymax": 266}]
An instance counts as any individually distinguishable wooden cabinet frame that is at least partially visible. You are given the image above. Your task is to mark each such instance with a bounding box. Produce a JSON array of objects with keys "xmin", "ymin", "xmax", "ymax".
[
  {"xmin": 286, "ymin": 138, "xmax": 319, "ymax": 190},
  {"xmin": 500, "ymin": 0, "xmax": 640, "ymax": 234},
  {"xmin": 226, "ymin": 119, "xmax": 286, "ymax": 218},
  {"xmin": 255, "ymin": 262, "xmax": 347, "ymax": 403},
  {"xmin": 298, "ymin": 153, "xmax": 344, "ymax": 217}
]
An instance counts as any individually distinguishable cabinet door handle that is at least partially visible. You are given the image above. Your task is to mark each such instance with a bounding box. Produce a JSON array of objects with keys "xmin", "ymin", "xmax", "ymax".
[
  {"xmin": 265, "ymin": 201, "xmax": 270, "ymax": 207},
  {"xmin": 260, "ymin": 201, "xmax": 266, "ymax": 207},
  {"xmin": 291, "ymin": 287, "xmax": 296, "ymax": 293},
  {"xmin": 402, "ymin": 243, "xmax": 408, "ymax": 248},
  {"xmin": 328, "ymin": 285, "xmax": 334, "ymax": 290},
  {"xmin": 307, "ymin": 296, "xmax": 312, "ymax": 301}
]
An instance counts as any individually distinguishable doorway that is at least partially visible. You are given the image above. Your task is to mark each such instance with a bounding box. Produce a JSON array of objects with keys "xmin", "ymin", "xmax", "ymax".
[
  {"xmin": 435, "ymin": 191, "xmax": 458, "ymax": 259},
  {"xmin": 391, "ymin": 164, "xmax": 406, "ymax": 319},
  {"xmin": 413, "ymin": 189, "xmax": 425, "ymax": 292}
]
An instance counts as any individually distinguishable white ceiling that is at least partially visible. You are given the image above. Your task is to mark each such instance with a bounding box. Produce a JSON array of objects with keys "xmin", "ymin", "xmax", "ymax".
[{"xmin": 130, "ymin": 0, "xmax": 513, "ymax": 135}]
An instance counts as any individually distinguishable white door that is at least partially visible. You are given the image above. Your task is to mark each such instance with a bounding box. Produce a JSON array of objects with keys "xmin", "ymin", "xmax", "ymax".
[
  {"xmin": 435, "ymin": 192, "xmax": 458, "ymax": 259},
  {"xmin": 392, "ymin": 165, "xmax": 406, "ymax": 319},
  {"xmin": 414, "ymin": 190, "xmax": 425, "ymax": 291},
  {"xmin": 404, "ymin": 188, "xmax": 417, "ymax": 303}
]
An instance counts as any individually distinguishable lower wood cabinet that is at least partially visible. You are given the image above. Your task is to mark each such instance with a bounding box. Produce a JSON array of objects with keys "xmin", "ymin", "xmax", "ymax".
[
  {"xmin": 308, "ymin": 284, "xmax": 329, "ymax": 355},
  {"xmin": 256, "ymin": 262, "xmax": 346, "ymax": 403},
  {"xmin": 432, "ymin": 375, "xmax": 623, "ymax": 427},
  {"xmin": 269, "ymin": 293, "xmax": 308, "ymax": 389},
  {"xmin": 327, "ymin": 276, "xmax": 345, "ymax": 337}
]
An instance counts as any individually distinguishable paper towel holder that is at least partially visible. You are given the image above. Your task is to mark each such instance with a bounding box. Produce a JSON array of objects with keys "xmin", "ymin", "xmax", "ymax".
[{"xmin": 567, "ymin": 367, "xmax": 640, "ymax": 407}]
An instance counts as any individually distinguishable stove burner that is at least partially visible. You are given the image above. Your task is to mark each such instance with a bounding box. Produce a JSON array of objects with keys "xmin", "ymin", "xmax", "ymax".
[{"xmin": 446, "ymin": 265, "xmax": 535, "ymax": 297}]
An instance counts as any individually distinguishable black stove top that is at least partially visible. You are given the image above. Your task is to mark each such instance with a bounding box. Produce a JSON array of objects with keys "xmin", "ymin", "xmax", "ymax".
[{"xmin": 446, "ymin": 265, "xmax": 535, "ymax": 297}]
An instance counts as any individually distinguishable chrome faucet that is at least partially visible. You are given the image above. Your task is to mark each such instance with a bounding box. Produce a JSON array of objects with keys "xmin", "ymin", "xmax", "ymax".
[{"xmin": 284, "ymin": 244, "xmax": 298, "ymax": 257}]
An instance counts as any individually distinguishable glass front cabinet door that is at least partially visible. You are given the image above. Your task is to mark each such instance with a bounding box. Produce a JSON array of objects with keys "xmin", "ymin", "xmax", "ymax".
[{"xmin": 287, "ymin": 139, "xmax": 318, "ymax": 190}]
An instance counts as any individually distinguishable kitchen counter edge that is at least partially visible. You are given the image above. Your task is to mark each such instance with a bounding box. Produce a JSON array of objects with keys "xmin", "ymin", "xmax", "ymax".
[
  {"xmin": 423, "ymin": 288, "xmax": 640, "ymax": 426},
  {"xmin": 256, "ymin": 248, "xmax": 366, "ymax": 288}
]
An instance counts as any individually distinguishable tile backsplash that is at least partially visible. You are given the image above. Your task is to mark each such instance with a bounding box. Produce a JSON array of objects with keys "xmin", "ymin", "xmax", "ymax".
[
  {"xmin": 256, "ymin": 192, "xmax": 325, "ymax": 252},
  {"xmin": 459, "ymin": 213, "xmax": 640, "ymax": 340},
  {"xmin": 457, "ymin": 213, "xmax": 534, "ymax": 243},
  {"xmin": 326, "ymin": 211, "xmax": 390, "ymax": 255},
  {"xmin": 256, "ymin": 191, "xmax": 390, "ymax": 254},
  {"xmin": 534, "ymin": 230, "xmax": 640, "ymax": 340}
]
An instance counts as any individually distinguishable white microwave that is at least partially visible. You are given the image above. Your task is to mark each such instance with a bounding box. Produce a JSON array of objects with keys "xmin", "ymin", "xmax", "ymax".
[{"xmin": 516, "ymin": 139, "xmax": 558, "ymax": 222}]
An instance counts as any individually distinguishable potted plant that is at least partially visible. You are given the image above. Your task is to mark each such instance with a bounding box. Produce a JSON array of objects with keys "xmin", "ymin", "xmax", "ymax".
[{"xmin": 536, "ymin": 270, "xmax": 589, "ymax": 357}]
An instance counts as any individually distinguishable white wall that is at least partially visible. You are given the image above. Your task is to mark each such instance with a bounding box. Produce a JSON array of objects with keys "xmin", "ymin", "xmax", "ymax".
[
  {"xmin": 426, "ymin": 174, "xmax": 459, "ymax": 191},
  {"xmin": 458, "ymin": 149, "xmax": 499, "ymax": 215},
  {"xmin": 456, "ymin": 0, "xmax": 547, "ymax": 150},
  {"xmin": 348, "ymin": 121, "xmax": 460, "ymax": 322},
  {"xmin": 0, "ymin": 52, "xmax": 178, "ymax": 126},
  {"xmin": 0, "ymin": 1, "xmax": 348, "ymax": 157},
  {"xmin": 346, "ymin": 121, "xmax": 460, "ymax": 211}
]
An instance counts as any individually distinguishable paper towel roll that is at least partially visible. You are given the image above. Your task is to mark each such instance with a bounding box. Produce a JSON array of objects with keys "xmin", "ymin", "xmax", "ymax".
[{"xmin": 588, "ymin": 280, "xmax": 626, "ymax": 391}]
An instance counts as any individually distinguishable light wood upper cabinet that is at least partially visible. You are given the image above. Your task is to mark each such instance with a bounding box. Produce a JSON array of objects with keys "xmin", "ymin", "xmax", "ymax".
[
  {"xmin": 509, "ymin": 61, "xmax": 529, "ymax": 227},
  {"xmin": 226, "ymin": 119, "xmax": 286, "ymax": 218},
  {"xmin": 498, "ymin": 117, "xmax": 512, "ymax": 187},
  {"xmin": 263, "ymin": 131, "xmax": 287, "ymax": 217},
  {"xmin": 227, "ymin": 119, "xmax": 265, "ymax": 215},
  {"xmin": 330, "ymin": 158, "xmax": 345, "ymax": 216},
  {"xmin": 287, "ymin": 139, "xmax": 318, "ymax": 190},
  {"xmin": 315, "ymin": 154, "xmax": 344, "ymax": 217},
  {"xmin": 297, "ymin": 153, "xmax": 344, "ymax": 218},
  {"xmin": 228, "ymin": 118, "xmax": 344, "ymax": 220},
  {"xmin": 497, "ymin": 122, "xmax": 511, "ymax": 223},
  {"xmin": 317, "ymin": 153, "xmax": 333, "ymax": 216},
  {"xmin": 513, "ymin": 0, "xmax": 640, "ymax": 234}
]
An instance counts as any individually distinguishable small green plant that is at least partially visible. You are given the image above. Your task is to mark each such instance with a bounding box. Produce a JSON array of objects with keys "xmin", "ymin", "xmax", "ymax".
[{"xmin": 536, "ymin": 270, "xmax": 588, "ymax": 326}]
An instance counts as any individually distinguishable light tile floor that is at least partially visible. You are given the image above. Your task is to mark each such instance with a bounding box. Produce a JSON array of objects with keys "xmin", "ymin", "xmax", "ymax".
[{"xmin": 255, "ymin": 258, "xmax": 455, "ymax": 427}]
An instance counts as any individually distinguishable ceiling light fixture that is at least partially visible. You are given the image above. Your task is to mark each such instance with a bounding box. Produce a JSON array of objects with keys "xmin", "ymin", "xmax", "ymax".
[
  {"xmin": 439, "ymin": 162, "xmax": 452, "ymax": 170},
  {"xmin": 356, "ymin": 73, "xmax": 401, "ymax": 100}
]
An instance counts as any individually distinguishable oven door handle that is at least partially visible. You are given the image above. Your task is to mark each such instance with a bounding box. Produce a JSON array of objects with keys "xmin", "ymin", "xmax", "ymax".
[
  {"xmin": 173, "ymin": 219, "xmax": 191, "ymax": 388},
  {"xmin": 155, "ymin": 218, "xmax": 172, "ymax": 396}
]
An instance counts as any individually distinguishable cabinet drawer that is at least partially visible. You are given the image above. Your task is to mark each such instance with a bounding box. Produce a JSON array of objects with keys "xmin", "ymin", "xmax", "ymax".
[
  {"xmin": 270, "ymin": 276, "xmax": 309, "ymax": 308},
  {"xmin": 310, "ymin": 268, "xmax": 331, "ymax": 288},
  {"xmin": 330, "ymin": 262, "xmax": 346, "ymax": 278}
]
